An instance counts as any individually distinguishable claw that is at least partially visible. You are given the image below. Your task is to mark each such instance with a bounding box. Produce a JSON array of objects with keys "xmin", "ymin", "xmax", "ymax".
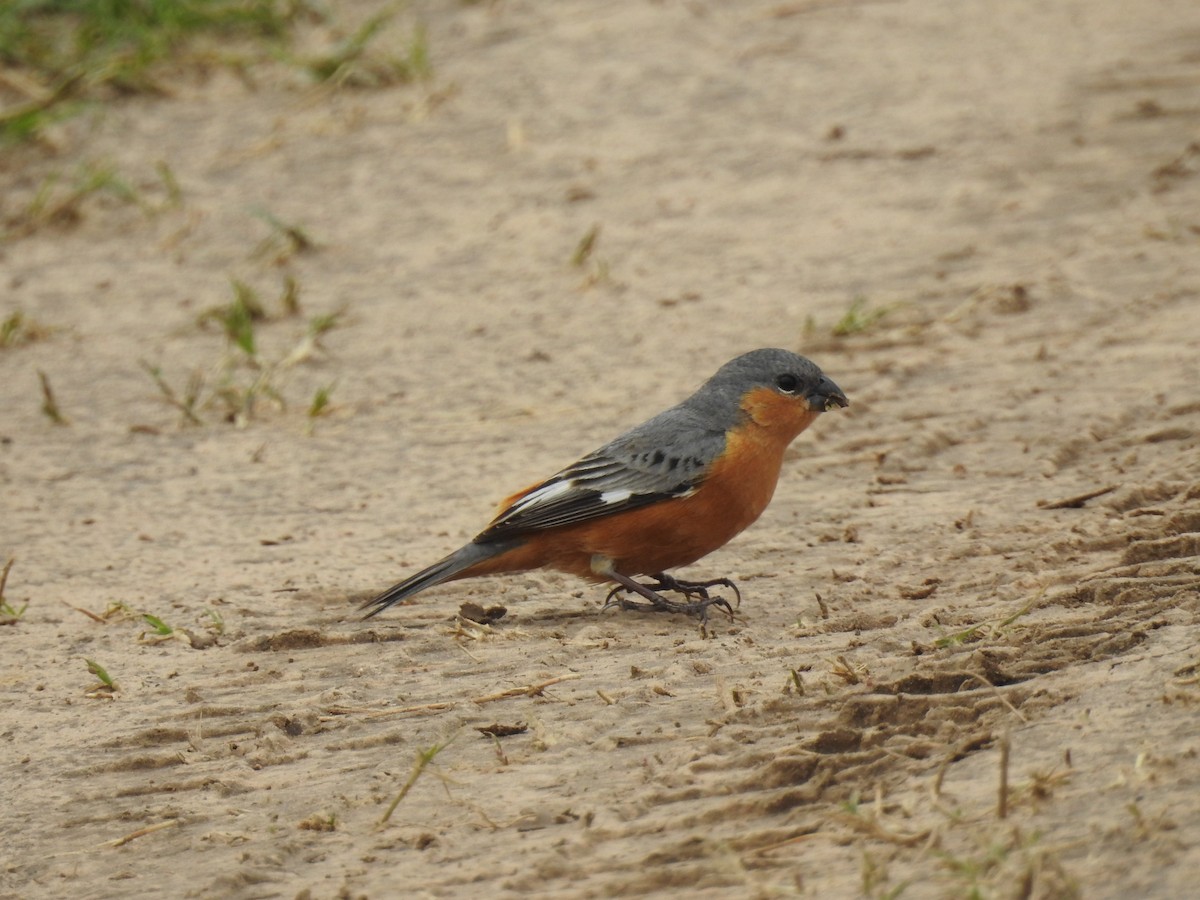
[{"xmin": 601, "ymin": 572, "xmax": 740, "ymax": 622}]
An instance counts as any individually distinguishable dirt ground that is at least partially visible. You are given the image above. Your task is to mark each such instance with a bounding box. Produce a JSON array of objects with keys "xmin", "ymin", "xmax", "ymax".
[{"xmin": 3, "ymin": 1, "xmax": 1200, "ymax": 897}]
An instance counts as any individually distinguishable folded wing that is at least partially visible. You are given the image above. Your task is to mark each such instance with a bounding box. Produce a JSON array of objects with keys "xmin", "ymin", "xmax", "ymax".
[{"xmin": 475, "ymin": 412, "xmax": 725, "ymax": 542}]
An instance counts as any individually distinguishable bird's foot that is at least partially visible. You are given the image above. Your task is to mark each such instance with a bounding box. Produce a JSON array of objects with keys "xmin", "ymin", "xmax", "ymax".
[
  {"xmin": 601, "ymin": 572, "xmax": 739, "ymax": 622},
  {"xmin": 647, "ymin": 573, "xmax": 742, "ymax": 609}
]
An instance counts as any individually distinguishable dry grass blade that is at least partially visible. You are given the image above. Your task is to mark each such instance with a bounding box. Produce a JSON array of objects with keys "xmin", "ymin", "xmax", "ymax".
[
  {"xmin": 472, "ymin": 673, "xmax": 582, "ymax": 704},
  {"xmin": 108, "ymin": 819, "xmax": 181, "ymax": 848},
  {"xmin": 61, "ymin": 600, "xmax": 106, "ymax": 623},
  {"xmin": 0, "ymin": 70, "xmax": 84, "ymax": 127},
  {"xmin": 140, "ymin": 360, "xmax": 204, "ymax": 425},
  {"xmin": 319, "ymin": 701, "xmax": 456, "ymax": 721},
  {"xmin": 948, "ymin": 671, "xmax": 1028, "ymax": 723},
  {"xmin": 833, "ymin": 809, "xmax": 933, "ymax": 847},
  {"xmin": 829, "ymin": 655, "xmax": 863, "ymax": 685},
  {"xmin": 1037, "ymin": 485, "xmax": 1118, "ymax": 509},
  {"xmin": 0, "ymin": 557, "xmax": 26, "ymax": 624},
  {"xmin": 571, "ymin": 224, "xmax": 601, "ymax": 267},
  {"xmin": 37, "ymin": 369, "xmax": 67, "ymax": 424},
  {"xmin": 998, "ymin": 730, "xmax": 1011, "ymax": 819}
]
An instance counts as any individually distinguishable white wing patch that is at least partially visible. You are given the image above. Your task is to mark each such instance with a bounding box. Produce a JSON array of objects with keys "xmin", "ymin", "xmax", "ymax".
[
  {"xmin": 599, "ymin": 488, "xmax": 633, "ymax": 505},
  {"xmin": 507, "ymin": 478, "xmax": 574, "ymax": 514}
]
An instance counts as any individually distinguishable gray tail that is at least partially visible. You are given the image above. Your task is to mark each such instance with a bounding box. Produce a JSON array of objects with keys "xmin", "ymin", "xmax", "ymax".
[{"xmin": 360, "ymin": 540, "xmax": 513, "ymax": 619}]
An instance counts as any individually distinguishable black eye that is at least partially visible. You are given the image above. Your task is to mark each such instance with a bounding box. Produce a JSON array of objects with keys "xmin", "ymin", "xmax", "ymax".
[{"xmin": 775, "ymin": 373, "xmax": 800, "ymax": 393}]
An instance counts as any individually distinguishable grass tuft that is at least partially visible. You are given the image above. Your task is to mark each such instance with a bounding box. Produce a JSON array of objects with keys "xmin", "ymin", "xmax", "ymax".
[
  {"xmin": 141, "ymin": 613, "xmax": 174, "ymax": 636},
  {"xmin": 145, "ymin": 263, "xmax": 345, "ymax": 428},
  {"xmin": 5, "ymin": 160, "xmax": 144, "ymax": 239},
  {"xmin": 252, "ymin": 209, "xmax": 316, "ymax": 264},
  {"xmin": 1, "ymin": 310, "xmax": 50, "ymax": 348},
  {"xmin": 933, "ymin": 601, "xmax": 1033, "ymax": 649},
  {"xmin": 832, "ymin": 295, "xmax": 891, "ymax": 336},
  {"xmin": 0, "ymin": 0, "xmax": 299, "ymax": 141},
  {"xmin": 85, "ymin": 657, "xmax": 117, "ymax": 694},
  {"xmin": 0, "ymin": 558, "xmax": 27, "ymax": 624},
  {"xmin": 379, "ymin": 735, "xmax": 456, "ymax": 825},
  {"xmin": 308, "ymin": 383, "xmax": 334, "ymax": 419},
  {"xmin": 0, "ymin": 2, "xmax": 430, "ymax": 143},
  {"xmin": 304, "ymin": 13, "xmax": 431, "ymax": 87},
  {"xmin": 214, "ymin": 279, "xmax": 266, "ymax": 356},
  {"xmin": 203, "ymin": 607, "xmax": 225, "ymax": 634},
  {"xmin": 141, "ymin": 360, "xmax": 205, "ymax": 425}
]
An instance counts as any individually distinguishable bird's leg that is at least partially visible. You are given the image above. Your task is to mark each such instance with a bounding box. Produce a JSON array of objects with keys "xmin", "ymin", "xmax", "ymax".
[
  {"xmin": 647, "ymin": 572, "xmax": 742, "ymax": 609},
  {"xmin": 602, "ymin": 571, "xmax": 736, "ymax": 622}
]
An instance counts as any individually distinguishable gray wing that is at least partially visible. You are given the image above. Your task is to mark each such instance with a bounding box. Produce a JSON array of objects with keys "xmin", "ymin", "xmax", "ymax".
[{"xmin": 474, "ymin": 407, "xmax": 727, "ymax": 543}]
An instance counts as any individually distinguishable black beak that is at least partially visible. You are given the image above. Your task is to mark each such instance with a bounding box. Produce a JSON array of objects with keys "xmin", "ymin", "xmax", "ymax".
[{"xmin": 808, "ymin": 375, "xmax": 849, "ymax": 412}]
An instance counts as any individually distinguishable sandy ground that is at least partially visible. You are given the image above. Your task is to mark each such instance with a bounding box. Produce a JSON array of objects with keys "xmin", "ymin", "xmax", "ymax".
[{"xmin": 3, "ymin": 1, "xmax": 1200, "ymax": 897}]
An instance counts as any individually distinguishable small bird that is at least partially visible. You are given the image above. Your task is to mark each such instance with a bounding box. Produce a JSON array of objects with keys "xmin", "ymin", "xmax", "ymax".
[{"xmin": 363, "ymin": 348, "xmax": 848, "ymax": 620}]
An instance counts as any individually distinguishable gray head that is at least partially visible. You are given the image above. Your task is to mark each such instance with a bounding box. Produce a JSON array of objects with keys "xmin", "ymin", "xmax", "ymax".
[{"xmin": 678, "ymin": 348, "xmax": 848, "ymax": 431}]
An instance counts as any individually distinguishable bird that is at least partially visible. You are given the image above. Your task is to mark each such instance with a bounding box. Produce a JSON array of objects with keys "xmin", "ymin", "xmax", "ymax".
[{"xmin": 362, "ymin": 348, "xmax": 848, "ymax": 620}]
